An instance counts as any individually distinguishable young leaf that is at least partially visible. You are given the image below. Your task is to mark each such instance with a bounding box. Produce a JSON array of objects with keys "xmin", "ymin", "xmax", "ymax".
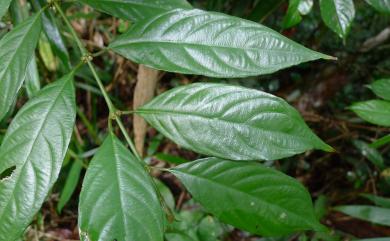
[
  {"xmin": 335, "ymin": 205, "xmax": 390, "ymax": 226},
  {"xmin": 350, "ymin": 100, "xmax": 390, "ymax": 127},
  {"xmin": 137, "ymin": 83, "xmax": 333, "ymax": 161},
  {"xmin": 366, "ymin": 0, "xmax": 390, "ymax": 14},
  {"xmin": 78, "ymin": 0, "xmax": 192, "ymax": 22},
  {"xmin": 0, "ymin": 73, "xmax": 76, "ymax": 240},
  {"xmin": 320, "ymin": 0, "xmax": 355, "ymax": 39},
  {"xmin": 110, "ymin": 9, "xmax": 333, "ymax": 78},
  {"xmin": 282, "ymin": 0, "xmax": 302, "ymax": 29},
  {"xmin": 170, "ymin": 158, "xmax": 325, "ymax": 236},
  {"xmin": 0, "ymin": 13, "xmax": 42, "ymax": 121},
  {"xmin": 0, "ymin": 0, "xmax": 12, "ymax": 19},
  {"xmin": 79, "ymin": 133, "xmax": 165, "ymax": 241},
  {"xmin": 370, "ymin": 78, "xmax": 390, "ymax": 101}
]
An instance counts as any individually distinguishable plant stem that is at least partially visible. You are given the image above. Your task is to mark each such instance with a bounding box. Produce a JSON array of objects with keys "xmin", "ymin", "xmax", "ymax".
[{"xmin": 54, "ymin": 1, "xmax": 143, "ymax": 163}]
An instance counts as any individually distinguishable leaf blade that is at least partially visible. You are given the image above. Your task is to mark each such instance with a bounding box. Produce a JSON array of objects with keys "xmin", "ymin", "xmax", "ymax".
[
  {"xmin": 0, "ymin": 0, "xmax": 12, "ymax": 19},
  {"xmin": 0, "ymin": 13, "xmax": 42, "ymax": 121},
  {"xmin": 78, "ymin": 133, "xmax": 165, "ymax": 241},
  {"xmin": 170, "ymin": 158, "xmax": 324, "ymax": 236},
  {"xmin": 78, "ymin": 0, "xmax": 192, "ymax": 22},
  {"xmin": 0, "ymin": 73, "xmax": 76, "ymax": 240},
  {"xmin": 370, "ymin": 78, "xmax": 390, "ymax": 101},
  {"xmin": 137, "ymin": 83, "xmax": 332, "ymax": 161},
  {"xmin": 350, "ymin": 99, "xmax": 390, "ymax": 127},
  {"xmin": 110, "ymin": 9, "xmax": 333, "ymax": 78},
  {"xmin": 320, "ymin": 0, "xmax": 355, "ymax": 39},
  {"xmin": 366, "ymin": 0, "xmax": 390, "ymax": 14},
  {"xmin": 335, "ymin": 205, "xmax": 390, "ymax": 226}
]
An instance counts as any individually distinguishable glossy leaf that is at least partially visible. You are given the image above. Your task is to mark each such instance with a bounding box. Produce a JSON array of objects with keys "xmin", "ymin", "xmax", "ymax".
[
  {"xmin": 282, "ymin": 0, "xmax": 302, "ymax": 29},
  {"xmin": 78, "ymin": 0, "xmax": 192, "ymax": 22},
  {"xmin": 320, "ymin": 0, "xmax": 355, "ymax": 39},
  {"xmin": 137, "ymin": 83, "xmax": 333, "ymax": 161},
  {"xmin": 361, "ymin": 194, "xmax": 390, "ymax": 209},
  {"xmin": 350, "ymin": 100, "xmax": 390, "ymax": 127},
  {"xmin": 366, "ymin": 0, "xmax": 390, "ymax": 14},
  {"xmin": 370, "ymin": 78, "xmax": 390, "ymax": 101},
  {"xmin": 353, "ymin": 140, "xmax": 385, "ymax": 169},
  {"xmin": 110, "ymin": 9, "xmax": 333, "ymax": 78},
  {"xmin": 0, "ymin": 0, "xmax": 12, "ymax": 20},
  {"xmin": 78, "ymin": 133, "xmax": 165, "ymax": 241},
  {"xmin": 0, "ymin": 73, "xmax": 76, "ymax": 240},
  {"xmin": 170, "ymin": 158, "xmax": 325, "ymax": 236},
  {"xmin": 57, "ymin": 159, "xmax": 83, "ymax": 213},
  {"xmin": 0, "ymin": 13, "xmax": 42, "ymax": 121},
  {"xmin": 298, "ymin": 0, "xmax": 314, "ymax": 15},
  {"xmin": 335, "ymin": 205, "xmax": 390, "ymax": 226}
]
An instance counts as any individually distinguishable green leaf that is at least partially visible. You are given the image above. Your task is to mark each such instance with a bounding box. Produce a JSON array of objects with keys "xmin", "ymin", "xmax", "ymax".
[
  {"xmin": 320, "ymin": 0, "xmax": 355, "ymax": 39},
  {"xmin": 155, "ymin": 153, "xmax": 189, "ymax": 165},
  {"xmin": 366, "ymin": 0, "xmax": 390, "ymax": 14},
  {"xmin": 0, "ymin": 13, "xmax": 42, "ymax": 121},
  {"xmin": 25, "ymin": 56, "xmax": 41, "ymax": 98},
  {"xmin": 370, "ymin": 79, "xmax": 390, "ymax": 101},
  {"xmin": 370, "ymin": 134, "xmax": 390, "ymax": 148},
  {"xmin": 10, "ymin": 0, "xmax": 41, "ymax": 98},
  {"xmin": 78, "ymin": 133, "xmax": 165, "ymax": 241},
  {"xmin": 165, "ymin": 232, "xmax": 197, "ymax": 241},
  {"xmin": 155, "ymin": 178, "xmax": 175, "ymax": 210},
  {"xmin": 282, "ymin": 0, "xmax": 302, "ymax": 29},
  {"xmin": 0, "ymin": 73, "xmax": 76, "ymax": 240},
  {"xmin": 352, "ymin": 140, "xmax": 385, "ymax": 170},
  {"xmin": 335, "ymin": 205, "xmax": 390, "ymax": 226},
  {"xmin": 31, "ymin": 0, "xmax": 72, "ymax": 72},
  {"xmin": 298, "ymin": 0, "xmax": 314, "ymax": 15},
  {"xmin": 350, "ymin": 100, "xmax": 390, "ymax": 127},
  {"xmin": 78, "ymin": 0, "xmax": 192, "ymax": 22},
  {"xmin": 137, "ymin": 83, "xmax": 333, "ymax": 161},
  {"xmin": 110, "ymin": 9, "xmax": 333, "ymax": 78},
  {"xmin": 361, "ymin": 194, "xmax": 390, "ymax": 209},
  {"xmin": 57, "ymin": 159, "xmax": 83, "ymax": 213},
  {"xmin": 170, "ymin": 158, "xmax": 325, "ymax": 236},
  {"xmin": 0, "ymin": 0, "xmax": 12, "ymax": 19}
]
